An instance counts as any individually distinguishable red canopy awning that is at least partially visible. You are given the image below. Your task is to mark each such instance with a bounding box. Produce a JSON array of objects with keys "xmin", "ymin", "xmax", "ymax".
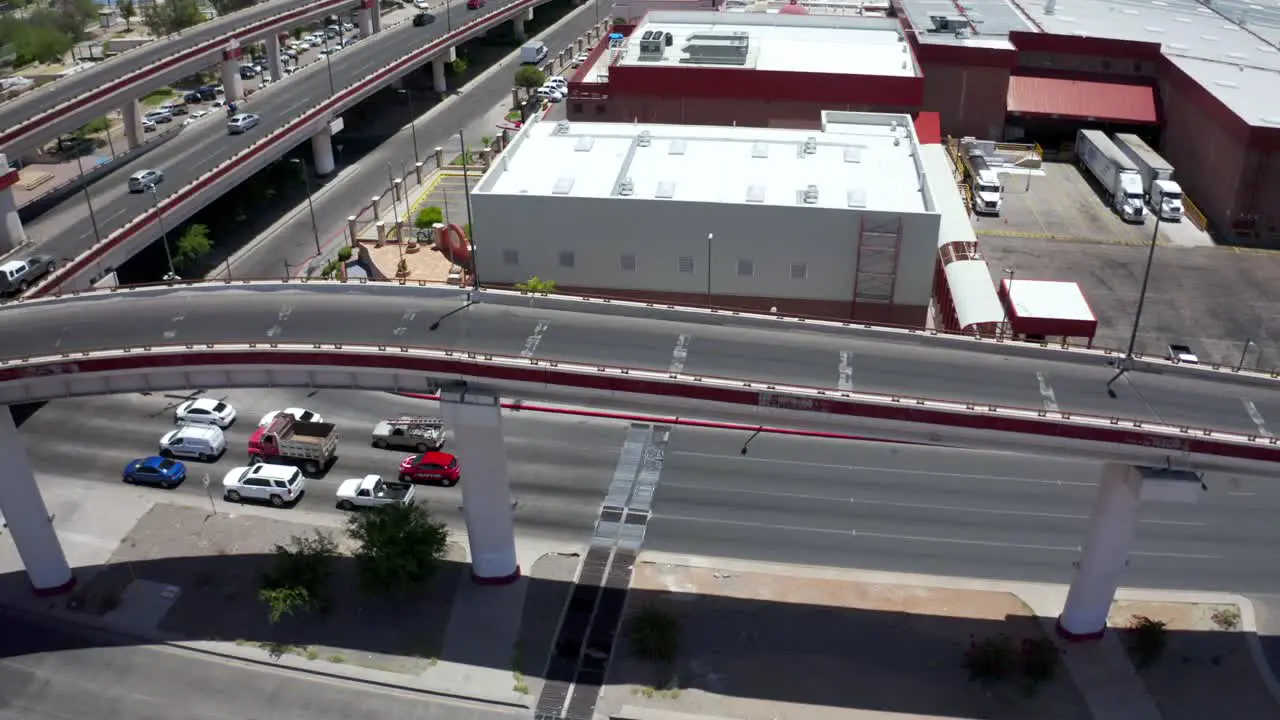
[{"xmin": 1006, "ymin": 76, "xmax": 1158, "ymax": 124}]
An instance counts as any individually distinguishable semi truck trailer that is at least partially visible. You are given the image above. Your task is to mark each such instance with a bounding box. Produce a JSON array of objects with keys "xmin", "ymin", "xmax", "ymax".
[
  {"xmin": 1075, "ymin": 129, "xmax": 1146, "ymax": 223},
  {"xmin": 1112, "ymin": 133, "xmax": 1184, "ymax": 222}
]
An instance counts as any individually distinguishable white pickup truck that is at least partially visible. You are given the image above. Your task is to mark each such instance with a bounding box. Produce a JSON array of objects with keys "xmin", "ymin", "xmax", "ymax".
[{"xmin": 335, "ymin": 474, "xmax": 416, "ymax": 511}]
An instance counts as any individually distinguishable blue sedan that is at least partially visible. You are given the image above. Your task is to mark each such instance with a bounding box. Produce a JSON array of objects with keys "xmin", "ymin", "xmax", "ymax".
[{"xmin": 123, "ymin": 456, "xmax": 187, "ymax": 489}]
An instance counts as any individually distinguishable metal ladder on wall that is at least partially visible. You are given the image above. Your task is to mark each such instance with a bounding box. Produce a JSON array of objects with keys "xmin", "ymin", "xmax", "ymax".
[{"xmin": 852, "ymin": 216, "xmax": 903, "ymax": 318}]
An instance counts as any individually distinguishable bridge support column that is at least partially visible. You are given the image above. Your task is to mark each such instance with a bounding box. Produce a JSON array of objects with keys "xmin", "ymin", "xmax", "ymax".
[
  {"xmin": 1058, "ymin": 463, "xmax": 1143, "ymax": 640},
  {"xmin": 357, "ymin": 5, "xmax": 374, "ymax": 36},
  {"xmin": 0, "ymin": 407, "xmax": 75, "ymax": 595},
  {"xmin": 311, "ymin": 127, "xmax": 336, "ymax": 176},
  {"xmin": 122, "ymin": 100, "xmax": 144, "ymax": 150},
  {"xmin": 0, "ymin": 157, "xmax": 28, "ymax": 254},
  {"xmin": 431, "ymin": 57, "xmax": 447, "ymax": 94},
  {"xmin": 220, "ymin": 58, "xmax": 244, "ymax": 103},
  {"xmin": 440, "ymin": 389, "xmax": 520, "ymax": 585},
  {"xmin": 370, "ymin": 0, "xmax": 382, "ymax": 34},
  {"xmin": 265, "ymin": 34, "xmax": 284, "ymax": 82},
  {"xmin": 513, "ymin": 17, "xmax": 526, "ymax": 40}
]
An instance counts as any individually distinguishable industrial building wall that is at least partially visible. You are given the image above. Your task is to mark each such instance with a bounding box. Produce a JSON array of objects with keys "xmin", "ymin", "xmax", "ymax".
[
  {"xmin": 570, "ymin": 95, "xmax": 918, "ymax": 129},
  {"xmin": 470, "ymin": 192, "xmax": 939, "ymax": 321},
  {"xmin": 920, "ymin": 64, "xmax": 1008, "ymax": 140}
]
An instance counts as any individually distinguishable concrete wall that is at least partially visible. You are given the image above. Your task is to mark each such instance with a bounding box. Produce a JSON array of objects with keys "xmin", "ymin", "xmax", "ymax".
[
  {"xmin": 920, "ymin": 63, "xmax": 1008, "ymax": 141},
  {"xmin": 569, "ymin": 95, "xmax": 919, "ymax": 129},
  {"xmin": 470, "ymin": 191, "xmax": 939, "ymax": 322}
]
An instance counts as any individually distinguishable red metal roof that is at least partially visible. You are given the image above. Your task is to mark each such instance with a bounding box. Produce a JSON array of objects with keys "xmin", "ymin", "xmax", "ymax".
[{"xmin": 1006, "ymin": 75, "xmax": 1158, "ymax": 124}]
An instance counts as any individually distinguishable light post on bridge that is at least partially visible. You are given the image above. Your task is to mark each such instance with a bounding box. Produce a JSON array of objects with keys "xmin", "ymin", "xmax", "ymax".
[
  {"xmin": 1106, "ymin": 212, "xmax": 1164, "ymax": 398},
  {"xmin": 289, "ymin": 158, "xmax": 323, "ymax": 256},
  {"xmin": 146, "ymin": 184, "xmax": 178, "ymax": 281}
]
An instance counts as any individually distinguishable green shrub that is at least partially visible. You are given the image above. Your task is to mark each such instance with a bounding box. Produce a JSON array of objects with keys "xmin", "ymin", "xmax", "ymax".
[
  {"xmin": 1019, "ymin": 637, "xmax": 1059, "ymax": 688},
  {"xmin": 1128, "ymin": 615, "xmax": 1168, "ymax": 668},
  {"xmin": 415, "ymin": 205, "xmax": 444, "ymax": 229},
  {"xmin": 629, "ymin": 605, "xmax": 680, "ymax": 663},
  {"xmin": 336, "ymin": 246, "xmax": 353, "ymax": 262},
  {"xmin": 963, "ymin": 634, "xmax": 1016, "ymax": 683}
]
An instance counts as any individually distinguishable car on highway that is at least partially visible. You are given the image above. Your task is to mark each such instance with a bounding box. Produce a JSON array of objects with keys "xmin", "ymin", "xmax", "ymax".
[
  {"xmin": 174, "ymin": 397, "xmax": 237, "ymax": 428},
  {"xmin": 142, "ymin": 118, "xmax": 157, "ymax": 133},
  {"xmin": 398, "ymin": 451, "xmax": 460, "ymax": 486},
  {"xmin": 123, "ymin": 456, "xmax": 187, "ymax": 489},
  {"xmin": 411, "ymin": 0, "xmax": 430, "ymax": 8},
  {"xmin": 466, "ymin": 0, "xmax": 485, "ymax": 8},
  {"xmin": 160, "ymin": 101, "xmax": 187, "ymax": 116},
  {"xmin": 144, "ymin": 108, "xmax": 173, "ymax": 124},
  {"xmin": 159, "ymin": 424, "xmax": 226, "ymax": 462},
  {"xmin": 1167, "ymin": 343, "xmax": 1200, "ymax": 364},
  {"xmin": 222, "ymin": 463, "xmax": 306, "ymax": 506},
  {"xmin": 227, "ymin": 113, "xmax": 261, "ymax": 134},
  {"xmin": 259, "ymin": 407, "xmax": 324, "ymax": 427},
  {"xmin": 238, "ymin": 64, "xmax": 259, "ymax": 79},
  {"xmin": 184, "ymin": 90, "xmax": 203, "ymax": 103},
  {"xmin": 335, "ymin": 474, "xmax": 416, "ymax": 511},
  {"xmin": 0, "ymin": 255, "xmax": 57, "ymax": 296},
  {"xmin": 127, "ymin": 168, "xmax": 164, "ymax": 192},
  {"xmin": 371, "ymin": 416, "xmax": 445, "ymax": 452},
  {"xmin": 412, "ymin": 11, "xmax": 435, "ymax": 26}
]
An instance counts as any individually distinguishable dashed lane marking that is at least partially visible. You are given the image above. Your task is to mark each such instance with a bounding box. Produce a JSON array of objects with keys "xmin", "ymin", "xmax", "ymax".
[
  {"xmin": 266, "ymin": 303, "xmax": 293, "ymax": 338},
  {"xmin": 1036, "ymin": 372, "xmax": 1060, "ymax": 413},
  {"xmin": 521, "ymin": 320, "xmax": 549, "ymax": 358},
  {"xmin": 669, "ymin": 334, "xmax": 691, "ymax": 373},
  {"xmin": 838, "ymin": 351, "xmax": 854, "ymax": 391},
  {"xmin": 1243, "ymin": 400, "xmax": 1272, "ymax": 437}
]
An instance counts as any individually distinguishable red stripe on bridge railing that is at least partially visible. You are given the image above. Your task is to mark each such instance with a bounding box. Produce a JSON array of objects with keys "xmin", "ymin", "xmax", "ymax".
[
  {"xmin": 3, "ymin": 346, "xmax": 1279, "ymax": 466},
  {"xmin": 30, "ymin": 0, "xmax": 543, "ymax": 298},
  {"xmin": 0, "ymin": 0, "xmax": 353, "ymax": 148}
]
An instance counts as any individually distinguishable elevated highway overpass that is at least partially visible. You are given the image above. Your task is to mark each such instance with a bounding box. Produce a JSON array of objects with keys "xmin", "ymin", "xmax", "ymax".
[
  {"xmin": 0, "ymin": 282, "xmax": 1277, "ymax": 640},
  {"xmin": 2, "ymin": 0, "xmax": 594, "ymax": 264}
]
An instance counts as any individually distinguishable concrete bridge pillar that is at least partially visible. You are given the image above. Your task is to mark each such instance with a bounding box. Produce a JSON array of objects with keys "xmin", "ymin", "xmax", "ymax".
[
  {"xmin": 370, "ymin": 0, "xmax": 382, "ymax": 34},
  {"xmin": 0, "ymin": 157, "xmax": 27, "ymax": 254},
  {"xmin": 0, "ymin": 407, "xmax": 75, "ymax": 595},
  {"xmin": 265, "ymin": 34, "xmax": 284, "ymax": 82},
  {"xmin": 122, "ymin": 100, "xmax": 144, "ymax": 150},
  {"xmin": 357, "ymin": 5, "xmax": 374, "ymax": 36},
  {"xmin": 431, "ymin": 57, "xmax": 448, "ymax": 94},
  {"xmin": 513, "ymin": 17, "xmax": 526, "ymax": 40},
  {"xmin": 440, "ymin": 389, "xmax": 520, "ymax": 584},
  {"xmin": 1058, "ymin": 463, "xmax": 1202, "ymax": 639},
  {"xmin": 311, "ymin": 127, "xmax": 336, "ymax": 176},
  {"xmin": 220, "ymin": 42, "xmax": 245, "ymax": 102}
]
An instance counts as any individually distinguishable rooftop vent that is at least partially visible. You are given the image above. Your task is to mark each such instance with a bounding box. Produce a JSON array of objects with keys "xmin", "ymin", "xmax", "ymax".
[
  {"xmin": 638, "ymin": 29, "xmax": 666, "ymax": 61},
  {"xmin": 801, "ymin": 184, "xmax": 819, "ymax": 205},
  {"xmin": 746, "ymin": 184, "xmax": 766, "ymax": 203},
  {"xmin": 751, "ymin": 142, "xmax": 769, "ymax": 158},
  {"xmin": 637, "ymin": 130, "xmax": 652, "ymax": 147},
  {"xmin": 618, "ymin": 178, "xmax": 635, "ymax": 196},
  {"xmin": 554, "ymin": 120, "xmax": 571, "ymax": 136},
  {"xmin": 843, "ymin": 146, "xmax": 863, "ymax": 163},
  {"xmin": 552, "ymin": 177, "xmax": 575, "ymax": 195},
  {"xmin": 847, "ymin": 188, "xmax": 867, "ymax": 208},
  {"xmin": 575, "ymin": 136, "xmax": 596, "ymax": 152},
  {"xmin": 928, "ymin": 15, "xmax": 969, "ymax": 32},
  {"xmin": 803, "ymin": 137, "xmax": 818, "ymax": 155},
  {"xmin": 668, "ymin": 139, "xmax": 687, "ymax": 155},
  {"xmin": 1044, "ymin": 0, "xmax": 1057, "ymax": 14},
  {"xmin": 655, "ymin": 181, "xmax": 676, "ymax": 199},
  {"xmin": 681, "ymin": 31, "xmax": 750, "ymax": 66}
]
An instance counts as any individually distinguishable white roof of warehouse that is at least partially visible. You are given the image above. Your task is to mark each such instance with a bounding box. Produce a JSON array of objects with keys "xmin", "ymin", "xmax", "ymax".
[
  {"xmin": 479, "ymin": 113, "xmax": 929, "ymax": 212},
  {"xmin": 1006, "ymin": 279, "xmax": 1096, "ymax": 321},
  {"xmin": 900, "ymin": 0, "xmax": 1280, "ymax": 127},
  {"xmin": 620, "ymin": 10, "xmax": 918, "ymax": 77}
]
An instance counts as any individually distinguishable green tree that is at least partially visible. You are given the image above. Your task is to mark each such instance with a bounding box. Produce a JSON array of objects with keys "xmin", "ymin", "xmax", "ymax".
[
  {"xmin": 120, "ymin": 0, "xmax": 136, "ymax": 30},
  {"xmin": 173, "ymin": 223, "xmax": 213, "ymax": 270},
  {"xmin": 513, "ymin": 65, "xmax": 545, "ymax": 90},
  {"xmin": 209, "ymin": 0, "xmax": 255, "ymax": 15},
  {"xmin": 142, "ymin": 0, "xmax": 203, "ymax": 36},
  {"xmin": 515, "ymin": 276, "xmax": 557, "ymax": 294},
  {"xmin": 258, "ymin": 531, "xmax": 338, "ymax": 623},
  {"xmin": 0, "ymin": 15, "xmax": 74, "ymax": 66},
  {"xmin": 414, "ymin": 205, "xmax": 443, "ymax": 229},
  {"xmin": 346, "ymin": 502, "xmax": 449, "ymax": 596}
]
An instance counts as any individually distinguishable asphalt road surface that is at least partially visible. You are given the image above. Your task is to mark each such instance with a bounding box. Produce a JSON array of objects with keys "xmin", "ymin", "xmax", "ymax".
[
  {"xmin": 22, "ymin": 0, "xmax": 531, "ymax": 263},
  {"xmin": 0, "ymin": 606, "xmax": 521, "ymax": 720},
  {"xmin": 5, "ymin": 287, "xmax": 1280, "ymax": 440},
  {"xmin": 16, "ymin": 389, "xmax": 1280, "ymax": 596},
  {"xmin": 0, "ymin": 0, "xmax": 353, "ymax": 141}
]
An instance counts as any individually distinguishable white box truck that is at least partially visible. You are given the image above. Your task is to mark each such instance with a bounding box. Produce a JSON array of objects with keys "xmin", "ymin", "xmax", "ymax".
[
  {"xmin": 1075, "ymin": 129, "xmax": 1146, "ymax": 223},
  {"xmin": 1112, "ymin": 133, "xmax": 1184, "ymax": 222},
  {"xmin": 519, "ymin": 41, "xmax": 548, "ymax": 65}
]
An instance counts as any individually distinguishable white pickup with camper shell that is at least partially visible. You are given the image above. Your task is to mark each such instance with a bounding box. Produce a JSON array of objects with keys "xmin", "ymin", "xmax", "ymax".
[
  {"xmin": 1075, "ymin": 129, "xmax": 1146, "ymax": 223},
  {"xmin": 371, "ymin": 416, "xmax": 446, "ymax": 452},
  {"xmin": 335, "ymin": 475, "xmax": 416, "ymax": 510}
]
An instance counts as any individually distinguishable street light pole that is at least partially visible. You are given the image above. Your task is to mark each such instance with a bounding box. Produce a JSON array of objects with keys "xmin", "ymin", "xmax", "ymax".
[
  {"xmin": 74, "ymin": 154, "xmax": 102, "ymax": 245},
  {"xmin": 322, "ymin": 36, "xmax": 336, "ymax": 97},
  {"xmin": 1238, "ymin": 338, "xmax": 1256, "ymax": 372},
  {"xmin": 399, "ymin": 88, "xmax": 421, "ymax": 164},
  {"xmin": 147, "ymin": 184, "xmax": 177, "ymax": 280},
  {"xmin": 445, "ymin": 0, "xmax": 452, "ymax": 32},
  {"xmin": 386, "ymin": 161, "xmax": 404, "ymax": 257},
  {"xmin": 1106, "ymin": 213, "xmax": 1163, "ymax": 398},
  {"xmin": 705, "ymin": 232, "xmax": 713, "ymax": 304},
  {"xmin": 290, "ymin": 159, "xmax": 322, "ymax": 255},
  {"xmin": 999, "ymin": 266, "xmax": 1014, "ymax": 340},
  {"xmin": 458, "ymin": 128, "xmax": 478, "ymax": 289}
]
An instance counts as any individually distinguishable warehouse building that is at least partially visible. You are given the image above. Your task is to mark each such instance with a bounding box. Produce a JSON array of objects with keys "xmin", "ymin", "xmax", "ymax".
[
  {"xmin": 470, "ymin": 111, "xmax": 958, "ymax": 325},
  {"xmin": 567, "ymin": 11, "xmax": 923, "ymax": 128}
]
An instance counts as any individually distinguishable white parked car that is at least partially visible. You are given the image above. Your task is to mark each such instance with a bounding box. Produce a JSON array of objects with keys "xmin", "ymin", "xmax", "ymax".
[
  {"xmin": 174, "ymin": 397, "xmax": 237, "ymax": 428},
  {"xmin": 159, "ymin": 425, "xmax": 226, "ymax": 461},
  {"xmin": 535, "ymin": 86, "xmax": 564, "ymax": 102},
  {"xmin": 222, "ymin": 463, "xmax": 306, "ymax": 507},
  {"xmin": 545, "ymin": 75, "xmax": 568, "ymax": 89},
  {"xmin": 141, "ymin": 118, "xmax": 157, "ymax": 133},
  {"xmin": 259, "ymin": 408, "xmax": 324, "ymax": 427},
  {"xmin": 571, "ymin": 52, "xmax": 589, "ymax": 68}
]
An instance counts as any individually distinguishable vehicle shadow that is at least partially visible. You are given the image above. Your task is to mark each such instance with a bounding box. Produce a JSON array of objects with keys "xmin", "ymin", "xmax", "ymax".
[{"xmin": 0, "ymin": 550, "xmax": 1272, "ymax": 719}]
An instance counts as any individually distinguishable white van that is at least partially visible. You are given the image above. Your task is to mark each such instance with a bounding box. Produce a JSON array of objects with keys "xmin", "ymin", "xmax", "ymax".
[
  {"xmin": 159, "ymin": 425, "xmax": 226, "ymax": 462},
  {"xmin": 519, "ymin": 41, "xmax": 548, "ymax": 65}
]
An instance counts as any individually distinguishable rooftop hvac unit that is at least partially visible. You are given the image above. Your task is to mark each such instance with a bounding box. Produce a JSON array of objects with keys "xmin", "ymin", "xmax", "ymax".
[
  {"xmin": 637, "ymin": 29, "xmax": 666, "ymax": 60},
  {"xmin": 618, "ymin": 178, "xmax": 635, "ymax": 196},
  {"xmin": 803, "ymin": 137, "xmax": 818, "ymax": 155},
  {"xmin": 554, "ymin": 120, "xmax": 571, "ymax": 136},
  {"xmin": 681, "ymin": 31, "xmax": 750, "ymax": 66},
  {"xmin": 802, "ymin": 185, "xmax": 819, "ymax": 204},
  {"xmin": 638, "ymin": 130, "xmax": 652, "ymax": 147},
  {"xmin": 928, "ymin": 15, "xmax": 969, "ymax": 32}
]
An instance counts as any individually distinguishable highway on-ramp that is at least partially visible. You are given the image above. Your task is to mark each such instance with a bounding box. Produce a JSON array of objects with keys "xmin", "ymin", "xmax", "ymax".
[
  {"xmin": 4, "ymin": 286, "xmax": 1280, "ymax": 440},
  {"xmin": 20, "ymin": 0, "xmax": 527, "ymax": 265}
]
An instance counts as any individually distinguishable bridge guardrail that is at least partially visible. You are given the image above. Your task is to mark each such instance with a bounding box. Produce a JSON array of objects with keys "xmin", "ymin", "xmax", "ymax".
[
  {"xmin": 26, "ymin": 0, "xmax": 543, "ymax": 297},
  {"xmin": 13, "ymin": 278, "xmax": 1280, "ymax": 391},
  {"xmin": 0, "ymin": 0, "xmax": 354, "ymax": 150}
]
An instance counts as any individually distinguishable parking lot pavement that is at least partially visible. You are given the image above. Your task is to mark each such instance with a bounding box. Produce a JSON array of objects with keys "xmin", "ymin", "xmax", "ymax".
[
  {"xmin": 974, "ymin": 162, "xmax": 1214, "ymax": 248},
  {"xmin": 979, "ymin": 234, "xmax": 1280, "ymax": 367}
]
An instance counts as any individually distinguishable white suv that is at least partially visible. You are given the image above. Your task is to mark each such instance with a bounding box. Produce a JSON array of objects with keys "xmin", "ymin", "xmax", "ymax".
[{"xmin": 222, "ymin": 463, "xmax": 306, "ymax": 506}]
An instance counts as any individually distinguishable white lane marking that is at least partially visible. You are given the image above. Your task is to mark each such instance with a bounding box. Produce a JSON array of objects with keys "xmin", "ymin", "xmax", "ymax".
[
  {"xmin": 163, "ymin": 312, "xmax": 185, "ymax": 340},
  {"xmin": 520, "ymin": 321, "xmax": 549, "ymax": 358},
  {"xmin": 660, "ymin": 481, "xmax": 1203, "ymax": 526},
  {"xmin": 1243, "ymin": 400, "xmax": 1272, "ymax": 437},
  {"xmin": 1035, "ymin": 372, "xmax": 1060, "ymax": 413},
  {"xmin": 1228, "ymin": 491, "xmax": 1256, "ymax": 497},
  {"xmin": 393, "ymin": 310, "xmax": 416, "ymax": 337},
  {"xmin": 669, "ymin": 450, "xmax": 1098, "ymax": 487},
  {"xmin": 837, "ymin": 351, "xmax": 854, "ymax": 391},
  {"xmin": 669, "ymin": 334, "xmax": 691, "ymax": 374},
  {"xmin": 654, "ymin": 513, "xmax": 1221, "ymax": 559},
  {"xmin": 266, "ymin": 304, "xmax": 294, "ymax": 338}
]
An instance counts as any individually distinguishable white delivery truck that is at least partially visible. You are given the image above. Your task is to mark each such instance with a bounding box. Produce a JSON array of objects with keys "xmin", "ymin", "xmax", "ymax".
[
  {"xmin": 1111, "ymin": 133, "xmax": 1184, "ymax": 222},
  {"xmin": 1075, "ymin": 129, "xmax": 1146, "ymax": 223},
  {"xmin": 964, "ymin": 151, "xmax": 1003, "ymax": 216},
  {"xmin": 519, "ymin": 41, "xmax": 548, "ymax": 65}
]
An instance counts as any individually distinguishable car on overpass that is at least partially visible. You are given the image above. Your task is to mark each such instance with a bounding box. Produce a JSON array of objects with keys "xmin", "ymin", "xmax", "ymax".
[
  {"xmin": 259, "ymin": 407, "xmax": 325, "ymax": 427},
  {"xmin": 123, "ymin": 455, "xmax": 187, "ymax": 489},
  {"xmin": 222, "ymin": 463, "xmax": 306, "ymax": 507},
  {"xmin": 466, "ymin": 0, "xmax": 485, "ymax": 8},
  {"xmin": 412, "ymin": 11, "xmax": 436, "ymax": 26},
  {"xmin": 398, "ymin": 451, "xmax": 460, "ymax": 486},
  {"xmin": 174, "ymin": 397, "xmax": 237, "ymax": 428},
  {"xmin": 127, "ymin": 168, "xmax": 164, "ymax": 192},
  {"xmin": 227, "ymin": 113, "xmax": 262, "ymax": 135},
  {"xmin": 0, "ymin": 255, "xmax": 57, "ymax": 296}
]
